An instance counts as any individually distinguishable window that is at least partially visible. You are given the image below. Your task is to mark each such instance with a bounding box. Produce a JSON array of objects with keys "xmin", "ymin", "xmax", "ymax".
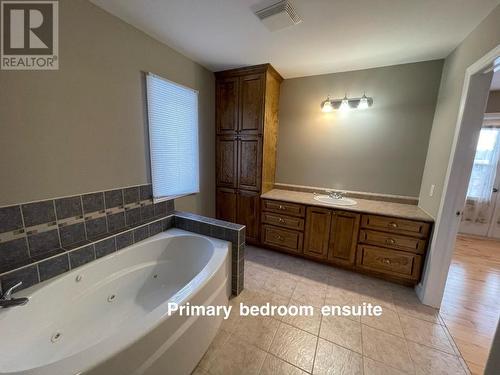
[
  {"xmin": 146, "ymin": 73, "xmax": 199, "ymax": 201},
  {"xmin": 467, "ymin": 127, "xmax": 500, "ymax": 200}
]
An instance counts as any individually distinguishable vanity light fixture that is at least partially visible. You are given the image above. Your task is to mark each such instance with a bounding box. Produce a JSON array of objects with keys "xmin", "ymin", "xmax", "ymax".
[
  {"xmin": 358, "ymin": 93, "xmax": 369, "ymax": 110},
  {"xmin": 321, "ymin": 96, "xmax": 334, "ymax": 112},
  {"xmin": 320, "ymin": 93, "xmax": 373, "ymax": 112},
  {"xmin": 339, "ymin": 95, "xmax": 350, "ymax": 112}
]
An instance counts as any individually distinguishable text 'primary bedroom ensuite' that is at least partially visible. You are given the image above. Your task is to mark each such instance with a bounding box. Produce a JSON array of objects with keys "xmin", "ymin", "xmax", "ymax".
[{"xmin": 0, "ymin": 1, "xmax": 500, "ymax": 375}]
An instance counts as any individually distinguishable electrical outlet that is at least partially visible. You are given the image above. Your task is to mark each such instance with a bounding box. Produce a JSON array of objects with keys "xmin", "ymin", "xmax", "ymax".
[{"xmin": 429, "ymin": 184, "xmax": 435, "ymax": 197}]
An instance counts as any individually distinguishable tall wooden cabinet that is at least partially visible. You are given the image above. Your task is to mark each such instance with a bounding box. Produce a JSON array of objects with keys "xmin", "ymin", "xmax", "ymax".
[{"xmin": 215, "ymin": 64, "xmax": 283, "ymax": 244}]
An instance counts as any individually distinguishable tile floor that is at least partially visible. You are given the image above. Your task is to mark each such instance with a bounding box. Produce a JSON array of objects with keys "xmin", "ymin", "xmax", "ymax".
[{"xmin": 193, "ymin": 245, "xmax": 471, "ymax": 375}]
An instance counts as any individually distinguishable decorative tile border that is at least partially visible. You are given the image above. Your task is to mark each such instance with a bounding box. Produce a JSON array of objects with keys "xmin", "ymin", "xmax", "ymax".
[
  {"xmin": 0, "ymin": 184, "xmax": 174, "ymax": 275},
  {"xmin": 0, "ymin": 216, "xmax": 174, "ymax": 294},
  {"xmin": 0, "ymin": 207, "xmax": 246, "ymax": 297}
]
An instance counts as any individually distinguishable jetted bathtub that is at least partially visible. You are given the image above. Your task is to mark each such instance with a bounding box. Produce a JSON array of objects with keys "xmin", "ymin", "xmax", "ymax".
[{"xmin": 0, "ymin": 228, "xmax": 231, "ymax": 375}]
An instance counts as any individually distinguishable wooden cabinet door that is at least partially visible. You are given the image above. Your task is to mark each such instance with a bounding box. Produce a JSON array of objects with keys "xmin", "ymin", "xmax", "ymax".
[
  {"xmin": 328, "ymin": 211, "xmax": 360, "ymax": 267},
  {"xmin": 216, "ymin": 188, "xmax": 237, "ymax": 222},
  {"xmin": 216, "ymin": 136, "xmax": 237, "ymax": 188},
  {"xmin": 216, "ymin": 77, "xmax": 239, "ymax": 134},
  {"xmin": 239, "ymin": 74, "xmax": 264, "ymax": 135},
  {"xmin": 237, "ymin": 135, "xmax": 262, "ymax": 191},
  {"xmin": 304, "ymin": 207, "xmax": 332, "ymax": 259},
  {"xmin": 237, "ymin": 190, "xmax": 260, "ymax": 244}
]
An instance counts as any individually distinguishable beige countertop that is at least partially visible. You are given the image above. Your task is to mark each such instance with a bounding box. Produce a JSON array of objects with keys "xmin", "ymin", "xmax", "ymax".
[{"xmin": 261, "ymin": 189, "xmax": 434, "ymax": 222}]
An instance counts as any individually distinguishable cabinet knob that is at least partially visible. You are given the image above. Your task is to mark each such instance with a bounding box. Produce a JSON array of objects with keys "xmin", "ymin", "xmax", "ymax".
[
  {"xmin": 382, "ymin": 258, "xmax": 392, "ymax": 265},
  {"xmin": 388, "ymin": 222, "xmax": 398, "ymax": 228},
  {"xmin": 275, "ymin": 234, "xmax": 284, "ymax": 241},
  {"xmin": 385, "ymin": 238, "xmax": 396, "ymax": 245}
]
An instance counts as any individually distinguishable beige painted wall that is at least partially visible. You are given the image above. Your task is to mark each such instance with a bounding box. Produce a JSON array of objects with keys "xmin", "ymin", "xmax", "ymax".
[
  {"xmin": 486, "ymin": 90, "xmax": 500, "ymax": 112},
  {"xmin": 0, "ymin": 0, "xmax": 215, "ymax": 216},
  {"xmin": 418, "ymin": 5, "xmax": 500, "ymax": 218},
  {"xmin": 276, "ymin": 60, "xmax": 443, "ymax": 197}
]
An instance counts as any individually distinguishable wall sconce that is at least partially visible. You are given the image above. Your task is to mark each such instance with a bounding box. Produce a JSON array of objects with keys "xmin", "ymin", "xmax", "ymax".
[{"xmin": 321, "ymin": 93, "xmax": 373, "ymax": 112}]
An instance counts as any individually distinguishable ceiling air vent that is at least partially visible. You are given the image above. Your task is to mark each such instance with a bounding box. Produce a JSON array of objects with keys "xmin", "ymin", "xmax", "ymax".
[{"xmin": 255, "ymin": 1, "xmax": 302, "ymax": 31}]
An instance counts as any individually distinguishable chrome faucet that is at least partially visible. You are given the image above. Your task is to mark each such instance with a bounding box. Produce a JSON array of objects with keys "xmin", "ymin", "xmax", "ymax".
[
  {"xmin": 326, "ymin": 190, "xmax": 344, "ymax": 199},
  {"xmin": 0, "ymin": 282, "xmax": 28, "ymax": 308}
]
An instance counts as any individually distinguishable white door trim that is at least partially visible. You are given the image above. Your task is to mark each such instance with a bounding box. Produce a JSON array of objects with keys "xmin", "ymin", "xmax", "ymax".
[{"xmin": 416, "ymin": 44, "xmax": 500, "ymax": 308}]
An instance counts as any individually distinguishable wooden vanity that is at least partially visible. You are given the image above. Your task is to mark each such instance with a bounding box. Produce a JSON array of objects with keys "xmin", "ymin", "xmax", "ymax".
[{"xmin": 260, "ymin": 196, "xmax": 433, "ymax": 285}]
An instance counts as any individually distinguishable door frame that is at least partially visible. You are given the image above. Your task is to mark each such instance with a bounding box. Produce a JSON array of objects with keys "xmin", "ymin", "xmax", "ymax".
[{"xmin": 416, "ymin": 44, "xmax": 500, "ymax": 308}]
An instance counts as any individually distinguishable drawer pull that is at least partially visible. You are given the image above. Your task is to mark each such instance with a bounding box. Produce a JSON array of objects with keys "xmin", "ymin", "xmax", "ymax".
[
  {"xmin": 278, "ymin": 205, "xmax": 286, "ymax": 211},
  {"xmin": 385, "ymin": 238, "xmax": 396, "ymax": 245},
  {"xmin": 388, "ymin": 222, "xmax": 398, "ymax": 228},
  {"xmin": 274, "ymin": 234, "xmax": 284, "ymax": 241},
  {"xmin": 381, "ymin": 258, "xmax": 392, "ymax": 265},
  {"xmin": 278, "ymin": 218, "xmax": 286, "ymax": 224}
]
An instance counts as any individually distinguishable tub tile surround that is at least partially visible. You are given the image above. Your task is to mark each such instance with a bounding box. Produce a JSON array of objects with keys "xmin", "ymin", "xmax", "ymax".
[
  {"xmin": 193, "ymin": 245, "xmax": 471, "ymax": 375},
  {"xmin": 0, "ymin": 184, "xmax": 176, "ymax": 292},
  {"xmin": 0, "ymin": 194, "xmax": 245, "ymax": 297},
  {"xmin": 174, "ymin": 211, "xmax": 246, "ymax": 295}
]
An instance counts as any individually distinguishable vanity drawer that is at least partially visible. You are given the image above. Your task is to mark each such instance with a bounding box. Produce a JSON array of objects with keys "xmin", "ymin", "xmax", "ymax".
[
  {"xmin": 262, "ymin": 199, "xmax": 305, "ymax": 218},
  {"xmin": 361, "ymin": 215, "xmax": 430, "ymax": 238},
  {"xmin": 262, "ymin": 225, "xmax": 303, "ymax": 253},
  {"xmin": 356, "ymin": 245, "xmax": 422, "ymax": 280},
  {"xmin": 359, "ymin": 230, "xmax": 426, "ymax": 254},
  {"xmin": 262, "ymin": 212, "xmax": 305, "ymax": 231}
]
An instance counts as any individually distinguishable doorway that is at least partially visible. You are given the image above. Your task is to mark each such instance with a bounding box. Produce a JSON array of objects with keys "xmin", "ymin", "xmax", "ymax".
[
  {"xmin": 460, "ymin": 114, "xmax": 500, "ymax": 238},
  {"xmin": 417, "ymin": 46, "xmax": 500, "ymax": 374}
]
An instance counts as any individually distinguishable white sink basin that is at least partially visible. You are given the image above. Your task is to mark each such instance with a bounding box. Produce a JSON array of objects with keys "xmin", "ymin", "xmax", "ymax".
[{"xmin": 313, "ymin": 195, "xmax": 357, "ymax": 206}]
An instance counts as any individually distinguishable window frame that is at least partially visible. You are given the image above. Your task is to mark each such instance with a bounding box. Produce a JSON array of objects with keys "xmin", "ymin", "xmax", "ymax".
[{"xmin": 145, "ymin": 72, "xmax": 200, "ymax": 203}]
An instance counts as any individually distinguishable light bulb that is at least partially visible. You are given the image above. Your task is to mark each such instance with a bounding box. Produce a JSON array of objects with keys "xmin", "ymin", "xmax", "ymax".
[
  {"xmin": 321, "ymin": 98, "xmax": 333, "ymax": 112},
  {"xmin": 339, "ymin": 96, "xmax": 350, "ymax": 112},
  {"xmin": 358, "ymin": 94, "xmax": 369, "ymax": 110}
]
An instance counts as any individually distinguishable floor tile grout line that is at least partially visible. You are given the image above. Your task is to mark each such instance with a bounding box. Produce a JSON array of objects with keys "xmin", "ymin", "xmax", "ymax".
[
  {"xmin": 438, "ymin": 314, "xmax": 473, "ymax": 374},
  {"xmin": 394, "ymin": 301, "xmax": 417, "ymax": 375}
]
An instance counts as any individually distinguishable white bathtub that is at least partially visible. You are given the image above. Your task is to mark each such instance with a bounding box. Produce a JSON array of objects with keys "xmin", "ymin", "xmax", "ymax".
[{"xmin": 0, "ymin": 228, "xmax": 231, "ymax": 375}]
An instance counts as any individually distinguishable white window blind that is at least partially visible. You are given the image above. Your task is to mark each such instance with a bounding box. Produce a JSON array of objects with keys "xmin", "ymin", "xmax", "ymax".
[{"xmin": 146, "ymin": 73, "xmax": 199, "ymax": 201}]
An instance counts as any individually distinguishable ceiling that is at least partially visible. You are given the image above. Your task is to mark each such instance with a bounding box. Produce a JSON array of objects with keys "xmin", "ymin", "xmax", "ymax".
[{"xmin": 90, "ymin": 0, "xmax": 500, "ymax": 78}]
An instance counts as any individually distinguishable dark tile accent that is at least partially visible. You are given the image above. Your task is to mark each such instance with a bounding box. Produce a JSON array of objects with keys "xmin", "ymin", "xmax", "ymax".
[
  {"xmin": 94, "ymin": 237, "xmax": 116, "ymax": 258},
  {"xmin": 116, "ymin": 231, "xmax": 133, "ymax": 250},
  {"xmin": 124, "ymin": 187, "xmax": 140, "ymax": 205},
  {"xmin": 63, "ymin": 240, "xmax": 91, "ymax": 250},
  {"xmin": 85, "ymin": 217, "xmax": 107, "ymax": 239},
  {"xmin": 22, "ymin": 200, "xmax": 56, "ymax": 227},
  {"xmin": 107, "ymin": 212, "xmax": 126, "ymax": 232},
  {"xmin": 104, "ymin": 189, "xmax": 123, "ymax": 209},
  {"xmin": 149, "ymin": 221, "xmax": 163, "ymax": 236},
  {"xmin": 125, "ymin": 207, "xmax": 141, "ymax": 226},
  {"xmin": 133, "ymin": 226, "xmax": 149, "ymax": 243},
  {"xmin": 140, "ymin": 184, "xmax": 153, "ymax": 201},
  {"xmin": 0, "ymin": 205, "xmax": 23, "ymax": 233},
  {"xmin": 154, "ymin": 201, "xmax": 167, "ymax": 217},
  {"xmin": 140, "ymin": 204, "xmax": 154, "ymax": 221},
  {"xmin": 0, "ymin": 265, "xmax": 39, "ymax": 292},
  {"xmin": 55, "ymin": 196, "xmax": 82, "ymax": 220},
  {"xmin": 82, "ymin": 192, "xmax": 104, "ymax": 214},
  {"xmin": 38, "ymin": 254, "xmax": 69, "ymax": 282},
  {"xmin": 163, "ymin": 216, "xmax": 174, "ymax": 230},
  {"xmin": 0, "ymin": 238, "xmax": 29, "ymax": 267},
  {"xmin": 69, "ymin": 245, "xmax": 95, "ymax": 268},
  {"xmin": 59, "ymin": 222, "xmax": 86, "ymax": 247},
  {"xmin": 166, "ymin": 200, "xmax": 175, "ymax": 213},
  {"xmin": 27, "ymin": 229, "xmax": 60, "ymax": 257}
]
